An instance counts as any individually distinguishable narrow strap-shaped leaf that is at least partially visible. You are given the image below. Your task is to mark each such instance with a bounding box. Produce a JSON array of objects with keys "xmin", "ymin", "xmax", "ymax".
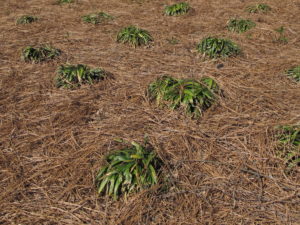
[
  {"xmin": 108, "ymin": 175, "xmax": 116, "ymax": 196},
  {"xmin": 113, "ymin": 175, "xmax": 123, "ymax": 200},
  {"xmin": 98, "ymin": 176, "xmax": 109, "ymax": 194},
  {"xmin": 96, "ymin": 166, "xmax": 108, "ymax": 181},
  {"xmin": 149, "ymin": 164, "xmax": 158, "ymax": 184}
]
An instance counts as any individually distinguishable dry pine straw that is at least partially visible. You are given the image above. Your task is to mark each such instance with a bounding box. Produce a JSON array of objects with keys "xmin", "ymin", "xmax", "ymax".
[{"xmin": 0, "ymin": 0, "xmax": 300, "ymax": 224}]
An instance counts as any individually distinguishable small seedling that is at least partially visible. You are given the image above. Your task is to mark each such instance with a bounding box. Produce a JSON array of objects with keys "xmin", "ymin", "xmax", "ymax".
[
  {"xmin": 197, "ymin": 37, "xmax": 240, "ymax": 58},
  {"xmin": 167, "ymin": 37, "xmax": 179, "ymax": 45},
  {"xmin": 274, "ymin": 26, "xmax": 288, "ymax": 44},
  {"xmin": 246, "ymin": 33, "xmax": 253, "ymax": 40},
  {"xmin": 82, "ymin": 12, "xmax": 113, "ymax": 24},
  {"xmin": 96, "ymin": 141, "xmax": 163, "ymax": 200},
  {"xmin": 246, "ymin": 3, "xmax": 271, "ymax": 13},
  {"xmin": 16, "ymin": 15, "xmax": 38, "ymax": 24},
  {"xmin": 117, "ymin": 26, "xmax": 153, "ymax": 47},
  {"xmin": 227, "ymin": 18, "xmax": 256, "ymax": 33},
  {"xmin": 55, "ymin": 64, "xmax": 108, "ymax": 88},
  {"xmin": 276, "ymin": 125, "xmax": 300, "ymax": 172},
  {"xmin": 58, "ymin": 0, "xmax": 73, "ymax": 4},
  {"xmin": 286, "ymin": 66, "xmax": 300, "ymax": 82},
  {"xmin": 129, "ymin": 0, "xmax": 147, "ymax": 4},
  {"xmin": 278, "ymin": 125, "xmax": 300, "ymax": 147},
  {"xmin": 275, "ymin": 26, "xmax": 285, "ymax": 34},
  {"xmin": 164, "ymin": 2, "xmax": 190, "ymax": 16},
  {"xmin": 21, "ymin": 46, "xmax": 61, "ymax": 63},
  {"xmin": 147, "ymin": 76, "xmax": 220, "ymax": 118}
]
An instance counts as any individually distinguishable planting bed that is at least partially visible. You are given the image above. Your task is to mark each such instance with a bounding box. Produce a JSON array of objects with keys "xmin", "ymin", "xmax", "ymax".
[{"xmin": 0, "ymin": 0, "xmax": 300, "ymax": 224}]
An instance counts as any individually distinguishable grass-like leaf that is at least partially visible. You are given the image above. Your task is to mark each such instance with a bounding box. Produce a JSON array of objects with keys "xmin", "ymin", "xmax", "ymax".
[
  {"xmin": 147, "ymin": 75, "xmax": 220, "ymax": 118},
  {"xmin": 164, "ymin": 2, "xmax": 190, "ymax": 16},
  {"xmin": 286, "ymin": 66, "xmax": 300, "ymax": 82},
  {"xmin": 16, "ymin": 15, "xmax": 38, "ymax": 24},
  {"xmin": 21, "ymin": 46, "xmax": 61, "ymax": 63},
  {"xmin": 56, "ymin": 64, "xmax": 108, "ymax": 89},
  {"xmin": 276, "ymin": 125, "xmax": 300, "ymax": 173},
  {"xmin": 246, "ymin": 3, "xmax": 271, "ymax": 13},
  {"xmin": 227, "ymin": 18, "xmax": 256, "ymax": 33},
  {"xmin": 197, "ymin": 37, "xmax": 240, "ymax": 58},
  {"xmin": 117, "ymin": 26, "xmax": 153, "ymax": 47},
  {"xmin": 82, "ymin": 12, "xmax": 113, "ymax": 24},
  {"xmin": 96, "ymin": 141, "xmax": 163, "ymax": 200}
]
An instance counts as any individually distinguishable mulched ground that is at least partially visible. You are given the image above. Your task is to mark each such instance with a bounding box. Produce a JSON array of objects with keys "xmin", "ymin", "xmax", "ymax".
[{"xmin": 0, "ymin": 0, "xmax": 299, "ymax": 224}]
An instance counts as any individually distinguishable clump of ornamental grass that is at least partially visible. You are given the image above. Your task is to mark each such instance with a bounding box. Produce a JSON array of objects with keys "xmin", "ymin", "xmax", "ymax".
[
  {"xmin": 246, "ymin": 3, "xmax": 271, "ymax": 13},
  {"xmin": 286, "ymin": 66, "xmax": 300, "ymax": 82},
  {"xmin": 197, "ymin": 37, "xmax": 240, "ymax": 58},
  {"xmin": 164, "ymin": 2, "xmax": 190, "ymax": 16},
  {"xmin": 117, "ymin": 26, "xmax": 153, "ymax": 47},
  {"xmin": 21, "ymin": 46, "xmax": 61, "ymax": 63},
  {"xmin": 227, "ymin": 18, "xmax": 256, "ymax": 33},
  {"xmin": 16, "ymin": 15, "xmax": 38, "ymax": 24},
  {"xmin": 82, "ymin": 12, "xmax": 113, "ymax": 24},
  {"xmin": 56, "ymin": 64, "xmax": 108, "ymax": 88},
  {"xmin": 147, "ymin": 75, "xmax": 220, "ymax": 118},
  {"xmin": 96, "ymin": 141, "xmax": 163, "ymax": 200},
  {"xmin": 276, "ymin": 125, "xmax": 300, "ymax": 173}
]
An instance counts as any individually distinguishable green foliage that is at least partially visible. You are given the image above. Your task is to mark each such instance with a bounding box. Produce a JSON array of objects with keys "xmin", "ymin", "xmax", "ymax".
[
  {"xmin": 197, "ymin": 37, "xmax": 240, "ymax": 58},
  {"xmin": 278, "ymin": 125, "xmax": 300, "ymax": 147},
  {"xmin": 164, "ymin": 2, "xmax": 190, "ymax": 16},
  {"xmin": 96, "ymin": 141, "xmax": 162, "ymax": 200},
  {"xmin": 82, "ymin": 12, "xmax": 113, "ymax": 24},
  {"xmin": 58, "ymin": 0, "xmax": 73, "ymax": 4},
  {"xmin": 286, "ymin": 66, "xmax": 300, "ymax": 82},
  {"xmin": 147, "ymin": 75, "xmax": 220, "ymax": 118},
  {"xmin": 167, "ymin": 37, "xmax": 179, "ymax": 45},
  {"xmin": 21, "ymin": 46, "xmax": 61, "ymax": 63},
  {"xmin": 274, "ymin": 26, "xmax": 288, "ymax": 44},
  {"xmin": 275, "ymin": 26, "xmax": 284, "ymax": 34},
  {"xmin": 227, "ymin": 18, "xmax": 256, "ymax": 33},
  {"xmin": 56, "ymin": 64, "xmax": 108, "ymax": 89},
  {"xmin": 117, "ymin": 26, "xmax": 153, "ymax": 47},
  {"xmin": 16, "ymin": 15, "xmax": 38, "ymax": 24},
  {"xmin": 129, "ymin": 0, "xmax": 146, "ymax": 4},
  {"xmin": 246, "ymin": 3, "xmax": 271, "ymax": 13},
  {"xmin": 276, "ymin": 125, "xmax": 300, "ymax": 172}
]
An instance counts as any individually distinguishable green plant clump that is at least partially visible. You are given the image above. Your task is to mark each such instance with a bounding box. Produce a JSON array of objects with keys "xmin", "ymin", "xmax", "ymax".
[
  {"xmin": 56, "ymin": 64, "xmax": 108, "ymax": 88},
  {"xmin": 117, "ymin": 26, "xmax": 153, "ymax": 47},
  {"xmin": 164, "ymin": 2, "xmax": 190, "ymax": 16},
  {"xmin": 96, "ymin": 141, "xmax": 162, "ymax": 200},
  {"xmin": 246, "ymin": 3, "xmax": 271, "ymax": 13},
  {"xmin": 274, "ymin": 26, "xmax": 288, "ymax": 44},
  {"xmin": 286, "ymin": 66, "xmax": 300, "ymax": 82},
  {"xmin": 82, "ymin": 12, "xmax": 113, "ymax": 24},
  {"xmin": 276, "ymin": 125, "xmax": 300, "ymax": 172},
  {"xmin": 16, "ymin": 15, "xmax": 38, "ymax": 24},
  {"xmin": 278, "ymin": 125, "xmax": 300, "ymax": 147},
  {"xmin": 227, "ymin": 18, "xmax": 256, "ymax": 33},
  {"xmin": 167, "ymin": 37, "xmax": 179, "ymax": 45},
  {"xmin": 197, "ymin": 37, "xmax": 240, "ymax": 58},
  {"xmin": 147, "ymin": 75, "xmax": 220, "ymax": 118},
  {"xmin": 22, "ymin": 46, "xmax": 61, "ymax": 63},
  {"xmin": 58, "ymin": 0, "xmax": 73, "ymax": 4}
]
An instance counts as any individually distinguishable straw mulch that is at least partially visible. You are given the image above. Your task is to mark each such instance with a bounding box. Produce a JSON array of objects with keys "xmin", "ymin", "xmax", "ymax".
[{"xmin": 0, "ymin": 0, "xmax": 299, "ymax": 224}]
